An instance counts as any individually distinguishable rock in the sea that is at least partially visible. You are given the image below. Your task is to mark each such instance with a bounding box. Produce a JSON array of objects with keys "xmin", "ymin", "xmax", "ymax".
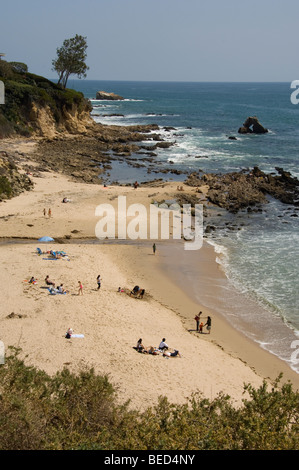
[
  {"xmin": 238, "ymin": 116, "xmax": 268, "ymax": 134},
  {"xmin": 96, "ymin": 91, "xmax": 124, "ymax": 100}
]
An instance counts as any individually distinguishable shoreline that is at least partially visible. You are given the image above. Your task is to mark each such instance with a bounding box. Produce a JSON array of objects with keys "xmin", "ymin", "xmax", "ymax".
[{"xmin": 108, "ymin": 239, "xmax": 299, "ymax": 388}]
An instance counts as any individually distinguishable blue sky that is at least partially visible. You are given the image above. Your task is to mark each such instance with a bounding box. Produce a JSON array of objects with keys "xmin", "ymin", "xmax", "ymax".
[{"xmin": 1, "ymin": 0, "xmax": 299, "ymax": 82}]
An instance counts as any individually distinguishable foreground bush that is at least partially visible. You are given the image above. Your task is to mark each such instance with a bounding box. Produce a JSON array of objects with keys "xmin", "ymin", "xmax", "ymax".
[{"xmin": 0, "ymin": 348, "xmax": 298, "ymax": 450}]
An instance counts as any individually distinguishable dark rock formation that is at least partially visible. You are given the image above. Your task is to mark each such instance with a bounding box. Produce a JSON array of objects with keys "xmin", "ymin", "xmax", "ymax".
[
  {"xmin": 0, "ymin": 152, "xmax": 33, "ymax": 200},
  {"xmin": 238, "ymin": 116, "xmax": 268, "ymax": 134},
  {"xmin": 185, "ymin": 167, "xmax": 299, "ymax": 213},
  {"xmin": 96, "ymin": 91, "xmax": 124, "ymax": 101},
  {"xmin": 30, "ymin": 123, "xmax": 173, "ymax": 184}
]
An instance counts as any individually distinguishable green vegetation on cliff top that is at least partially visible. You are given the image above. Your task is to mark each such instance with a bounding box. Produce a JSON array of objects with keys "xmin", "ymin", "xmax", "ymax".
[{"xmin": 0, "ymin": 60, "xmax": 91, "ymax": 137}]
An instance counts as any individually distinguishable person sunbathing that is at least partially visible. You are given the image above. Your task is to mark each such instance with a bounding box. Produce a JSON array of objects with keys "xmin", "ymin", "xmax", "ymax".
[
  {"xmin": 145, "ymin": 346, "xmax": 160, "ymax": 355},
  {"xmin": 158, "ymin": 338, "xmax": 169, "ymax": 350},
  {"xmin": 65, "ymin": 328, "xmax": 73, "ymax": 339},
  {"xmin": 163, "ymin": 350, "xmax": 181, "ymax": 358},
  {"xmin": 137, "ymin": 288, "xmax": 145, "ymax": 299},
  {"xmin": 130, "ymin": 285, "xmax": 140, "ymax": 296},
  {"xmin": 136, "ymin": 338, "xmax": 145, "ymax": 352},
  {"xmin": 45, "ymin": 275, "xmax": 55, "ymax": 287},
  {"xmin": 58, "ymin": 284, "xmax": 68, "ymax": 294},
  {"xmin": 130, "ymin": 286, "xmax": 145, "ymax": 298}
]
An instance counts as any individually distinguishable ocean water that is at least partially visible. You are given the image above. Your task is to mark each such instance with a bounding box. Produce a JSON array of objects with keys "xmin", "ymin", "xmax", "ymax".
[{"xmin": 69, "ymin": 80, "xmax": 299, "ymax": 372}]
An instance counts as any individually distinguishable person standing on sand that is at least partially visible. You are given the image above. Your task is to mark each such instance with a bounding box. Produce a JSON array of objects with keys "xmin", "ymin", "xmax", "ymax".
[
  {"xmin": 204, "ymin": 316, "xmax": 212, "ymax": 334},
  {"xmin": 194, "ymin": 311, "xmax": 202, "ymax": 331},
  {"xmin": 153, "ymin": 243, "xmax": 156, "ymax": 255},
  {"xmin": 78, "ymin": 281, "xmax": 83, "ymax": 295},
  {"xmin": 96, "ymin": 275, "xmax": 101, "ymax": 290},
  {"xmin": 43, "ymin": 208, "xmax": 46, "ymax": 217},
  {"xmin": 48, "ymin": 208, "xmax": 52, "ymax": 218}
]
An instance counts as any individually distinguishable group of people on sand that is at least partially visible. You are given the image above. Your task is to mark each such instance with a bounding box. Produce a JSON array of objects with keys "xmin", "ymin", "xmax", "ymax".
[
  {"xmin": 136, "ymin": 337, "xmax": 181, "ymax": 358},
  {"xmin": 45, "ymin": 275, "xmax": 69, "ymax": 294},
  {"xmin": 130, "ymin": 285, "xmax": 145, "ymax": 298},
  {"xmin": 42, "ymin": 196, "xmax": 71, "ymax": 218},
  {"xmin": 44, "ymin": 275, "xmax": 104, "ymax": 296},
  {"xmin": 194, "ymin": 311, "xmax": 212, "ymax": 334},
  {"xmin": 43, "ymin": 208, "xmax": 52, "ymax": 218}
]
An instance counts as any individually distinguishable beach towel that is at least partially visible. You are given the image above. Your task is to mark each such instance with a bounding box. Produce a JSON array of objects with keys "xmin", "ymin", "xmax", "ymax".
[
  {"xmin": 48, "ymin": 288, "xmax": 67, "ymax": 295},
  {"xmin": 71, "ymin": 334, "xmax": 84, "ymax": 338}
]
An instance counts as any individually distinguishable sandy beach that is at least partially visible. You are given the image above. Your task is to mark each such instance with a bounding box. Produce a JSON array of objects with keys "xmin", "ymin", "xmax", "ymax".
[{"xmin": 0, "ymin": 139, "xmax": 298, "ymax": 411}]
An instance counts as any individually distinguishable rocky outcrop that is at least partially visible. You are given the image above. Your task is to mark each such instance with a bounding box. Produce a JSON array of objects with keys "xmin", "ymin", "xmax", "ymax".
[
  {"xmin": 27, "ymin": 102, "xmax": 95, "ymax": 138},
  {"xmin": 0, "ymin": 152, "xmax": 33, "ymax": 200},
  {"xmin": 185, "ymin": 167, "xmax": 299, "ymax": 212},
  {"xmin": 96, "ymin": 91, "xmax": 124, "ymax": 101},
  {"xmin": 30, "ymin": 123, "xmax": 170, "ymax": 184},
  {"xmin": 238, "ymin": 116, "xmax": 268, "ymax": 134}
]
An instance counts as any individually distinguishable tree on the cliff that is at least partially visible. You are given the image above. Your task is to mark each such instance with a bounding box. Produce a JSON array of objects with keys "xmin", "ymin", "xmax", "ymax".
[{"xmin": 52, "ymin": 35, "xmax": 89, "ymax": 89}]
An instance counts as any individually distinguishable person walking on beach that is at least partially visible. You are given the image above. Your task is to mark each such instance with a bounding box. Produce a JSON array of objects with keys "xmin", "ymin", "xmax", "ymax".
[
  {"xmin": 153, "ymin": 243, "xmax": 156, "ymax": 255},
  {"xmin": 96, "ymin": 275, "xmax": 101, "ymax": 290},
  {"xmin": 204, "ymin": 316, "xmax": 212, "ymax": 334},
  {"xmin": 43, "ymin": 208, "xmax": 46, "ymax": 217},
  {"xmin": 78, "ymin": 281, "xmax": 83, "ymax": 295},
  {"xmin": 48, "ymin": 208, "xmax": 52, "ymax": 218}
]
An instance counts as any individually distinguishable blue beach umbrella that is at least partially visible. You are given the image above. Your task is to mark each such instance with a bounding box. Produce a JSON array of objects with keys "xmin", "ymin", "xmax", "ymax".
[{"xmin": 38, "ymin": 236, "xmax": 54, "ymax": 242}]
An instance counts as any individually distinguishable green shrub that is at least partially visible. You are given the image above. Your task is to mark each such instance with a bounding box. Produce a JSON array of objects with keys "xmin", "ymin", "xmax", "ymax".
[
  {"xmin": 0, "ymin": 348, "xmax": 298, "ymax": 450},
  {"xmin": 0, "ymin": 176, "xmax": 12, "ymax": 198},
  {"xmin": 9, "ymin": 62, "xmax": 28, "ymax": 74},
  {"xmin": 0, "ymin": 60, "xmax": 90, "ymax": 135}
]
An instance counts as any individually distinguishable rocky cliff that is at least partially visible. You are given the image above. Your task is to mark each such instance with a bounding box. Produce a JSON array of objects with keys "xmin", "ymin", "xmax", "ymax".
[{"xmin": 0, "ymin": 60, "xmax": 94, "ymax": 138}]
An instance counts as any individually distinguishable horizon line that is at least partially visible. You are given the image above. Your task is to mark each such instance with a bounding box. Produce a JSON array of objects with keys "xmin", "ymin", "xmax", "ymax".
[{"xmin": 49, "ymin": 78, "xmax": 293, "ymax": 84}]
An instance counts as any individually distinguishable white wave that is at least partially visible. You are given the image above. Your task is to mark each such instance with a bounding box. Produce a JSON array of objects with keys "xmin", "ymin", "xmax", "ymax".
[
  {"xmin": 125, "ymin": 114, "xmax": 147, "ymax": 119},
  {"xmin": 206, "ymin": 239, "xmax": 229, "ymax": 258}
]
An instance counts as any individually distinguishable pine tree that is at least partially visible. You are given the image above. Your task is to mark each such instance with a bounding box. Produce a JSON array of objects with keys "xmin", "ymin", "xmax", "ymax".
[{"xmin": 52, "ymin": 35, "xmax": 89, "ymax": 89}]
